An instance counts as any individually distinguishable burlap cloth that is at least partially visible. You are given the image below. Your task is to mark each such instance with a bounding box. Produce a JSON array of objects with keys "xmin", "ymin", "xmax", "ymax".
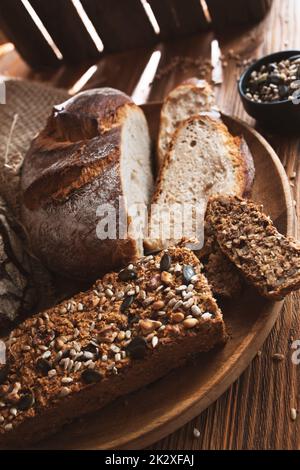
[{"xmin": 0, "ymin": 79, "xmax": 70, "ymax": 331}]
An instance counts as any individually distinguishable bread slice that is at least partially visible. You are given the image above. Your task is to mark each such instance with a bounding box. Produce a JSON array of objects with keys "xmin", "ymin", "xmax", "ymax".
[
  {"xmin": 157, "ymin": 78, "xmax": 215, "ymax": 168},
  {"xmin": 21, "ymin": 89, "xmax": 153, "ymax": 281},
  {"xmin": 202, "ymin": 247, "xmax": 242, "ymax": 298},
  {"xmin": 196, "ymin": 228, "xmax": 242, "ymax": 298},
  {"xmin": 145, "ymin": 115, "xmax": 255, "ymax": 252},
  {"xmin": 206, "ymin": 196, "xmax": 300, "ymax": 300},
  {"xmin": 0, "ymin": 246, "xmax": 226, "ymax": 447}
]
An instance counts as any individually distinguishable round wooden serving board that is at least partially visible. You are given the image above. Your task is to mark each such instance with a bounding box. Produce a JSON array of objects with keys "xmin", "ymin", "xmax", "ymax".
[{"xmin": 38, "ymin": 103, "xmax": 294, "ymax": 450}]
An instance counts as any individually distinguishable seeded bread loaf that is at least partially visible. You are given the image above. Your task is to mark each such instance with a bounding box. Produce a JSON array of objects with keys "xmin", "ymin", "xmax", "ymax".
[
  {"xmin": 0, "ymin": 246, "xmax": 226, "ymax": 447},
  {"xmin": 145, "ymin": 115, "xmax": 255, "ymax": 252},
  {"xmin": 157, "ymin": 78, "xmax": 215, "ymax": 168},
  {"xmin": 21, "ymin": 88, "xmax": 153, "ymax": 281},
  {"xmin": 206, "ymin": 196, "xmax": 300, "ymax": 300}
]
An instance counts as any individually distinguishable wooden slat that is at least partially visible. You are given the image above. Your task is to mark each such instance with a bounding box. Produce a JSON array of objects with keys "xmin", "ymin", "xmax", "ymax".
[
  {"xmin": 248, "ymin": 0, "xmax": 274, "ymax": 22},
  {"xmin": 149, "ymin": 0, "xmax": 209, "ymax": 39},
  {"xmin": 206, "ymin": 0, "xmax": 273, "ymax": 29},
  {"xmin": 81, "ymin": 0, "xmax": 157, "ymax": 53},
  {"xmin": 0, "ymin": 0, "xmax": 59, "ymax": 68},
  {"xmin": 148, "ymin": 32, "xmax": 213, "ymax": 102},
  {"xmin": 30, "ymin": 0, "xmax": 100, "ymax": 63},
  {"xmin": 81, "ymin": 47, "xmax": 155, "ymax": 96}
]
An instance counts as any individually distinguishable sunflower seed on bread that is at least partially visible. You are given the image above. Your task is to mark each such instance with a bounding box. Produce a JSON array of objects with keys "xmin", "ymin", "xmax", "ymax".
[{"xmin": 157, "ymin": 78, "xmax": 215, "ymax": 168}]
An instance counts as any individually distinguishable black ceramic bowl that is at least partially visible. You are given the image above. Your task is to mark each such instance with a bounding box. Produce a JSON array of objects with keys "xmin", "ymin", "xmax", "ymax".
[{"xmin": 238, "ymin": 50, "xmax": 300, "ymax": 130}]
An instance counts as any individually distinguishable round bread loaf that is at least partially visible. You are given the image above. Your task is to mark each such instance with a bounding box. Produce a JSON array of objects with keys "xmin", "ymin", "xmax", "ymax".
[{"xmin": 21, "ymin": 88, "xmax": 153, "ymax": 280}]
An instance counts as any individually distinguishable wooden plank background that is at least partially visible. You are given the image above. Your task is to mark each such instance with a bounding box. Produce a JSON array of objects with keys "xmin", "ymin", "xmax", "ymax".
[
  {"xmin": 30, "ymin": 0, "xmax": 100, "ymax": 63},
  {"xmin": 0, "ymin": 0, "xmax": 273, "ymax": 66},
  {"xmin": 206, "ymin": 0, "xmax": 274, "ymax": 28},
  {"xmin": 81, "ymin": 0, "xmax": 157, "ymax": 53},
  {"xmin": 148, "ymin": 0, "xmax": 209, "ymax": 39},
  {"xmin": 0, "ymin": 0, "xmax": 299, "ymax": 450}
]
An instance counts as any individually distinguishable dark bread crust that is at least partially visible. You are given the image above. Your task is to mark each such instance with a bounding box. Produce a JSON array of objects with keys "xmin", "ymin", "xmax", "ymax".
[
  {"xmin": 52, "ymin": 88, "xmax": 132, "ymax": 134},
  {"xmin": 21, "ymin": 89, "xmax": 147, "ymax": 280},
  {"xmin": 22, "ymin": 88, "xmax": 133, "ymax": 192},
  {"xmin": 1, "ymin": 331, "xmax": 224, "ymax": 449},
  {"xmin": 22, "ymin": 128, "xmax": 121, "ymax": 210}
]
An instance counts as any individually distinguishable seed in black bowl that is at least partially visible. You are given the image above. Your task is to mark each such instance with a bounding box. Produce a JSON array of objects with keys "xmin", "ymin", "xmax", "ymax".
[
  {"xmin": 81, "ymin": 369, "xmax": 103, "ymax": 384},
  {"xmin": 118, "ymin": 269, "xmax": 137, "ymax": 282},
  {"xmin": 120, "ymin": 295, "xmax": 135, "ymax": 312},
  {"xmin": 256, "ymin": 72, "xmax": 268, "ymax": 85},
  {"xmin": 18, "ymin": 392, "xmax": 35, "ymax": 411},
  {"xmin": 267, "ymin": 63, "xmax": 277, "ymax": 73},
  {"xmin": 182, "ymin": 265, "xmax": 195, "ymax": 285},
  {"xmin": 278, "ymin": 84, "xmax": 289, "ymax": 98},
  {"xmin": 160, "ymin": 253, "xmax": 171, "ymax": 272},
  {"xmin": 36, "ymin": 358, "xmax": 52, "ymax": 375},
  {"xmin": 126, "ymin": 336, "xmax": 147, "ymax": 359},
  {"xmin": 0, "ymin": 364, "xmax": 9, "ymax": 384}
]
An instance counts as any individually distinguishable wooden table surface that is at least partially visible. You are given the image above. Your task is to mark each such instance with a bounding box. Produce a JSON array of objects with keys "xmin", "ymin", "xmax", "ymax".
[{"xmin": 0, "ymin": 0, "xmax": 299, "ymax": 450}]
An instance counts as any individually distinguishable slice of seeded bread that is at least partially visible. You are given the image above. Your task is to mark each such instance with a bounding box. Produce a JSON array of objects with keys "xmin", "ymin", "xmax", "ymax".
[
  {"xmin": 157, "ymin": 78, "xmax": 215, "ymax": 168},
  {"xmin": 145, "ymin": 115, "xmax": 255, "ymax": 252},
  {"xmin": 206, "ymin": 196, "xmax": 300, "ymax": 300},
  {"xmin": 0, "ymin": 246, "xmax": 226, "ymax": 447}
]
